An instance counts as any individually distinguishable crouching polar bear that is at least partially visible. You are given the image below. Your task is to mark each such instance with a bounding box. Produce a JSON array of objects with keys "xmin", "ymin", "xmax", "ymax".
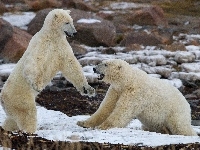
[
  {"xmin": 77, "ymin": 59, "xmax": 197, "ymax": 136},
  {"xmin": 0, "ymin": 9, "xmax": 95, "ymax": 133}
]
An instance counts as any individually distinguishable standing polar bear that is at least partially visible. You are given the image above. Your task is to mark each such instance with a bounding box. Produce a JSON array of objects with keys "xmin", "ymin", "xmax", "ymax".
[
  {"xmin": 77, "ymin": 59, "xmax": 197, "ymax": 136},
  {"xmin": 0, "ymin": 9, "xmax": 95, "ymax": 133}
]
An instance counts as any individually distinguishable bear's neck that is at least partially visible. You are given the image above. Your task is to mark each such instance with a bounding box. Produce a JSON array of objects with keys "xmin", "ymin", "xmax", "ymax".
[{"xmin": 41, "ymin": 27, "xmax": 65, "ymax": 39}]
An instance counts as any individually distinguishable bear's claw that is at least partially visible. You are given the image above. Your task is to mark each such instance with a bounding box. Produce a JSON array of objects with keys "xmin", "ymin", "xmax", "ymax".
[{"xmin": 81, "ymin": 85, "xmax": 96, "ymax": 97}]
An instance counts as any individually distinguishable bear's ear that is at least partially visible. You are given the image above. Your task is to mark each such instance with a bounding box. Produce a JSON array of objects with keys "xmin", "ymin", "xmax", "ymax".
[
  {"xmin": 54, "ymin": 14, "xmax": 58, "ymax": 19},
  {"xmin": 66, "ymin": 10, "xmax": 71, "ymax": 14},
  {"xmin": 118, "ymin": 65, "xmax": 122, "ymax": 70}
]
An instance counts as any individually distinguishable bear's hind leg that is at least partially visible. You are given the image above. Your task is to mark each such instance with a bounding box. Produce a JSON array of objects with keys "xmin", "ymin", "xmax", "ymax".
[
  {"xmin": 15, "ymin": 107, "xmax": 37, "ymax": 133},
  {"xmin": 168, "ymin": 123, "xmax": 197, "ymax": 136},
  {"xmin": 167, "ymin": 115, "xmax": 197, "ymax": 136},
  {"xmin": 2, "ymin": 117, "xmax": 19, "ymax": 131}
]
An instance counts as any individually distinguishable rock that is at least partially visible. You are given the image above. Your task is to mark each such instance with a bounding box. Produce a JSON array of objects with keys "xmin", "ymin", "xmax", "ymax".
[
  {"xmin": 71, "ymin": 9, "xmax": 116, "ymax": 47},
  {"xmin": 0, "ymin": 19, "xmax": 13, "ymax": 52},
  {"xmin": 25, "ymin": 0, "xmax": 61, "ymax": 11},
  {"xmin": 170, "ymin": 72, "xmax": 200, "ymax": 82},
  {"xmin": 160, "ymin": 42, "xmax": 186, "ymax": 51},
  {"xmin": 0, "ymin": 2, "xmax": 7, "ymax": 14},
  {"xmin": 96, "ymin": 11, "xmax": 115, "ymax": 21},
  {"xmin": 1, "ymin": 0, "xmax": 24, "ymax": 3},
  {"xmin": 0, "ymin": 27, "xmax": 32, "ymax": 63},
  {"xmin": 70, "ymin": 42, "xmax": 87, "ymax": 56},
  {"xmin": 194, "ymin": 89, "xmax": 200, "ymax": 99},
  {"xmin": 123, "ymin": 27, "xmax": 173, "ymax": 46},
  {"xmin": 27, "ymin": 8, "xmax": 53, "ymax": 35},
  {"xmin": 138, "ymin": 55, "xmax": 167, "ymax": 66},
  {"xmin": 128, "ymin": 6, "xmax": 168, "ymax": 27},
  {"xmin": 62, "ymin": 0, "xmax": 98, "ymax": 12},
  {"xmin": 174, "ymin": 51, "xmax": 195, "ymax": 63},
  {"xmin": 78, "ymin": 57, "xmax": 102, "ymax": 66},
  {"xmin": 82, "ymin": 66, "xmax": 99, "ymax": 83},
  {"xmin": 101, "ymin": 48, "xmax": 116, "ymax": 55},
  {"xmin": 181, "ymin": 63, "xmax": 200, "ymax": 73},
  {"xmin": 122, "ymin": 44, "xmax": 143, "ymax": 52},
  {"xmin": 140, "ymin": 65, "xmax": 172, "ymax": 78},
  {"xmin": 124, "ymin": 56, "xmax": 138, "ymax": 64},
  {"xmin": 120, "ymin": 31, "xmax": 161, "ymax": 46},
  {"xmin": 151, "ymin": 27, "xmax": 173, "ymax": 45}
]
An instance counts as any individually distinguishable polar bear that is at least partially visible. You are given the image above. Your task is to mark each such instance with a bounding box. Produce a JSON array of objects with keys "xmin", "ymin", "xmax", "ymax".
[
  {"xmin": 77, "ymin": 59, "xmax": 197, "ymax": 136},
  {"xmin": 0, "ymin": 9, "xmax": 95, "ymax": 133}
]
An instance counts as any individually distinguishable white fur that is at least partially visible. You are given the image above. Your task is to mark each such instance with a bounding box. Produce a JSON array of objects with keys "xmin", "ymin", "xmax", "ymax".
[
  {"xmin": 0, "ymin": 9, "xmax": 95, "ymax": 133},
  {"xmin": 77, "ymin": 59, "xmax": 197, "ymax": 136}
]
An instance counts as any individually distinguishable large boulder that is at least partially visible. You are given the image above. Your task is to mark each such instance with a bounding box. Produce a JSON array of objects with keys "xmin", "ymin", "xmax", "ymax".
[
  {"xmin": 174, "ymin": 51, "xmax": 195, "ymax": 64},
  {"xmin": 120, "ymin": 27, "xmax": 173, "ymax": 47},
  {"xmin": 62, "ymin": 0, "xmax": 98, "ymax": 12},
  {"xmin": 120, "ymin": 31, "xmax": 161, "ymax": 46},
  {"xmin": 1, "ymin": 0, "xmax": 24, "ymax": 3},
  {"xmin": 0, "ymin": 19, "xmax": 13, "ymax": 52},
  {"xmin": 27, "ymin": 8, "xmax": 53, "ymax": 35},
  {"xmin": 25, "ymin": 0, "xmax": 61, "ymax": 11},
  {"xmin": 127, "ymin": 6, "xmax": 168, "ymax": 27},
  {"xmin": 70, "ymin": 9, "xmax": 116, "ymax": 47},
  {"xmin": 0, "ymin": 27, "xmax": 32, "ymax": 63}
]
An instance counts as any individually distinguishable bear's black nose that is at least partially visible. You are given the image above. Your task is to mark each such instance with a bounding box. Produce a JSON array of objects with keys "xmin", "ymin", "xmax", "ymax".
[
  {"xmin": 93, "ymin": 68, "xmax": 96, "ymax": 73},
  {"xmin": 73, "ymin": 31, "xmax": 77, "ymax": 36}
]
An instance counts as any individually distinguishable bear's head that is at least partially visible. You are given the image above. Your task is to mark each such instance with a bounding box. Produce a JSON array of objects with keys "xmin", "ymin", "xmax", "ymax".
[
  {"xmin": 43, "ymin": 9, "xmax": 77, "ymax": 37},
  {"xmin": 93, "ymin": 59, "xmax": 128, "ymax": 84}
]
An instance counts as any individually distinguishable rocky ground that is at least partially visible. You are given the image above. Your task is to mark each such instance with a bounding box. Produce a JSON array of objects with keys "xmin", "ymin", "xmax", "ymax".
[{"xmin": 0, "ymin": 0, "xmax": 200, "ymax": 149}]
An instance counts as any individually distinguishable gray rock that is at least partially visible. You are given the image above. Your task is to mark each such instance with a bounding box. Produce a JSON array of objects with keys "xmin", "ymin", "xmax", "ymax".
[
  {"xmin": 174, "ymin": 51, "xmax": 195, "ymax": 63},
  {"xmin": 170, "ymin": 72, "xmax": 200, "ymax": 81},
  {"xmin": 79, "ymin": 57, "xmax": 102, "ymax": 66},
  {"xmin": 138, "ymin": 55, "xmax": 167, "ymax": 66},
  {"xmin": 138, "ymin": 64, "xmax": 173, "ymax": 78},
  {"xmin": 181, "ymin": 63, "xmax": 200, "ymax": 73}
]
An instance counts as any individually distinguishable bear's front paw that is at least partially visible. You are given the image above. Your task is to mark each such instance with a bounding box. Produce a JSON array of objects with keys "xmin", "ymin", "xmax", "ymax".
[
  {"xmin": 97, "ymin": 122, "xmax": 113, "ymax": 130},
  {"xmin": 77, "ymin": 121, "xmax": 95, "ymax": 128},
  {"xmin": 81, "ymin": 85, "xmax": 96, "ymax": 97}
]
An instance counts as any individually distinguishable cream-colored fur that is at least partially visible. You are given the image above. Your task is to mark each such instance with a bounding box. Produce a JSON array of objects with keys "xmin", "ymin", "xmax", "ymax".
[
  {"xmin": 77, "ymin": 59, "xmax": 197, "ymax": 136},
  {"xmin": 0, "ymin": 9, "xmax": 95, "ymax": 133}
]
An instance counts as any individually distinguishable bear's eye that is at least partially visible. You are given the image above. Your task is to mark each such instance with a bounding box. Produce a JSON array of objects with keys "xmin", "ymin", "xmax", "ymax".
[{"xmin": 66, "ymin": 22, "xmax": 69, "ymax": 24}]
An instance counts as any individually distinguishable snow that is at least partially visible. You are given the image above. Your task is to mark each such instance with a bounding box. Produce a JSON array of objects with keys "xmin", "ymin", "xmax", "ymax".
[
  {"xmin": 1, "ymin": 12, "xmax": 36, "ymax": 30},
  {"xmin": 77, "ymin": 19, "xmax": 101, "ymax": 24},
  {"xmin": 0, "ymin": 64, "xmax": 15, "ymax": 77},
  {"xmin": 110, "ymin": 2, "xmax": 149, "ymax": 10},
  {"xmin": 0, "ymin": 105, "xmax": 199, "ymax": 147}
]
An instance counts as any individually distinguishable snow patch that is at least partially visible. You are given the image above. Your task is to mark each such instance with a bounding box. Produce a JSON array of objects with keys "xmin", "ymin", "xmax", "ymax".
[
  {"xmin": 0, "ymin": 106, "xmax": 199, "ymax": 146},
  {"xmin": 77, "ymin": 19, "xmax": 101, "ymax": 24},
  {"xmin": 1, "ymin": 12, "xmax": 36, "ymax": 30},
  {"xmin": 110, "ymin": 2, "xmax": 149, "ymax": 10}
]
